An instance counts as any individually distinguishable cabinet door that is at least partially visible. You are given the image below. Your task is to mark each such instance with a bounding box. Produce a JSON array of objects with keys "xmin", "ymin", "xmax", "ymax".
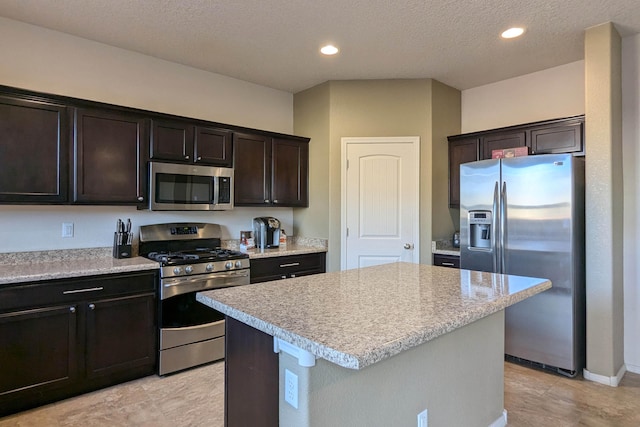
[
  {"xmin": 150, "ymin": 118, "xmax": 194, "ymax": 163},
  {"xmin": 480, "ymin": 131, "xmax": 526, "ymax": 159},
  {"xmin": 74, "ymin": 108, "xmax": 148, "ymax": 206},
  {"xmin": 448, "ymin": 137, "xmax": 479, "ymax": 208},
  {"xmin": 271, "ymin": 138, "xmax": 309, "ymax": 207},
  {"xmin": 85, "ymin": 293, "xmax": 156, "ymax": 381},
  {"xmin": 194, "ymin": 126, "xmax": 233, "ymax": 166},
  {"xmin": 0, "ymin": 305, "xmax": 78, "ymax": 416},
  {"xmin": 529, "ymin": 120, "xmax": 583, "ymax": 155},
  {"xmin": 233, "ymin": 133, "xmax": 271, "ymax": 205},
  {"xmin": 0, "ymin": 95, "xmax": 69, "ymax": 203}
]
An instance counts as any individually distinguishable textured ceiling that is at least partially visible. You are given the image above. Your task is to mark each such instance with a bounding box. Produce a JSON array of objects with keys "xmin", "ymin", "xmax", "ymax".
[{"xmin": 1, "ymin": 0, "xmax": 639, "ymax": 93}]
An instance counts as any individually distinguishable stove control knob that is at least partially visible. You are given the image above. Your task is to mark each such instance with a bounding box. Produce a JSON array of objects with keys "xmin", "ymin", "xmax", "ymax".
[
  {"xmin": 206, "ymin": 263, "xmax": 214, "ymax": 272},
  {"xmin": 185, "ymin": 265, "xmax": 193, "ymax": 274},
  {"xmin": 173, "ymin": 267, "xmax": 183, "ymax": 275},
  {"xmin": 225, "ymin": 261, "xmax": 233, "ymax": 270},
  {"xmin": 235, "ymin": 261, "xmax": 243, "ymax": 268}
]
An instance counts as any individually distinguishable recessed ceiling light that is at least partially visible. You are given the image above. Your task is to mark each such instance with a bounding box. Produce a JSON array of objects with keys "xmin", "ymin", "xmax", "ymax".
[
  {"xmin": 501, "ymin": 27, "xmax": 525, "ymax": 39},
  {"xmin": 320, "ymin": 45, "xmax": 339, "ymax": 55}
]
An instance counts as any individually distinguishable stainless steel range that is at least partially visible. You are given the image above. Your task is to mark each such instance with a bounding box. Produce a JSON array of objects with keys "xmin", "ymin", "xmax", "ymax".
[{"xmin": 139, "ymin": 223, "xmax": 250, "ymax": 375}]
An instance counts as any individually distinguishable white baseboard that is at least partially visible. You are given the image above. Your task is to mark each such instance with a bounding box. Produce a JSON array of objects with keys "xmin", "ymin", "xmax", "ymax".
[
  {"xmin": 488, "ymin": 409, "xmax": 507, "ymax": 427},
  {"xmin": 583, "ymin": 364, "xmax": 627, "ymax": 386},
  {"xmin": 626, "ymin": 363, "xmax": 640, "ymax": 374}
]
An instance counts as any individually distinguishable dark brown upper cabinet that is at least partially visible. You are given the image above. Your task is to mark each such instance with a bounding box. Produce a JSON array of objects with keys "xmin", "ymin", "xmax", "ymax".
[
  {"xmin": 150, "ymin": 118, "xmax": 232, "ymax": 167},
  {"xmin": 480, "ymin": 131, "xmax": 526, "ymax": 159},
  {"xmin": 448, "ymin": 137, "xmax": 479, "ymax": 208},
  {"xmin": 0, "ymin": 94, "xmax": 69, "ymax": 203},
  {"xmin": 528, "ymin": 118, "xmax": 583, "ymax": 155},
  {"xmin": 73, "ymin": 108, "xmax": 148, "ymax": 207},
  {"xmin": 447, "ymin": 115, "xmax": 585, "ymax": 208},
  {"xmin": 233, "ymin": 133, "xmax": 309, "ymax": 207}
]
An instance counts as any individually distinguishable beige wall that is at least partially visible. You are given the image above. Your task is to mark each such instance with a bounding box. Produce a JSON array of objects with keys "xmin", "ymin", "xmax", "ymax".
[
  {"xmin": 293, "ymin": 83, "xmax": 331, "ymax": 240},
  {"xmin": 431, "ymin": 81, "xmax": 462, "ymax": 239},
  {"xmin": 0, "ymin": 17, "xmax": 296, "ymax": 252},
  {"xmin": 622, "ymin": 33, "xmax": 640, "ymax": 374},
  {"xmin": 461, "ymin": 61, "xmax": 585, "ymax": 133},
  {"xmin": 584, "ymin": 23, "xmax": 625, "ymax": 380},
  {"xmin": 294, "ymin": 79, "xmax": 461, "ymax": 271}
]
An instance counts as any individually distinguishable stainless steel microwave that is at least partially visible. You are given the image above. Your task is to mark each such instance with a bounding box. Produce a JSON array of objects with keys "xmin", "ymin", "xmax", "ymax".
[{"xmin": 149, "ymin": 162, "xmax": 234, "ymax": 211}]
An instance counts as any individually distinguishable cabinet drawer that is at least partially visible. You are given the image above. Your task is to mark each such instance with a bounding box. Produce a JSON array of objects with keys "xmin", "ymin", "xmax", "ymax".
[
  {"xmin": 0, "ymin": 271, "xmax": 157, "ymax": 312},
  {"xmin": 433, "ymin": 254, "xmax": 460, "ymax": 269},
  {"xmin": 250, "ymin": 252, "xmax": 326, "ymax": 283}
]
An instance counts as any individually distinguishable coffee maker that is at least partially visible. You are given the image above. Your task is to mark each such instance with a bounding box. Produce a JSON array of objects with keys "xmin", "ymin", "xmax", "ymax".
[{"xmin": 253, "ymin": 217, "xmax": 281, "ymax": 249}]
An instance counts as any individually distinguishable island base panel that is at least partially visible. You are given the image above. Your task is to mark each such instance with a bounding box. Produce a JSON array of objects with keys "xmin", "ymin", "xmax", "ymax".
[
  {"xmin": 224, "ymin": 316, "xmax": 279, "ymax": 427},
  {"xmin": 279, "ymin": 311, "xmax": 506, "ymax": 427}
]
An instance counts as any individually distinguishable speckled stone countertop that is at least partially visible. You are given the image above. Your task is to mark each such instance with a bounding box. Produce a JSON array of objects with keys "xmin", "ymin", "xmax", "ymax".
[
  {"xmin": 198, "ymin": 262, "xmax": 550, "ymax": 370},
  {"xmin": 224, "ymin": 236, "xmax": 327, "ymax": 259},
  {"xmin": 0, "ymin": 248, "xmax": 159, "ymax": 286},
  {"xmin": 432, "ymin": 240, "xmax": 460, "ymax": 256}
]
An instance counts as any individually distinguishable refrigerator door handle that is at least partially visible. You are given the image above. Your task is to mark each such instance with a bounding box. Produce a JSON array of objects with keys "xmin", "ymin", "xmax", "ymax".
[
  {"xmin": 492, "ymin": 181, "xmax": 500, "ymax": 273},
  {"xmin": 500, "ymin": 181, "xmax": 507, "ymax": 273}
]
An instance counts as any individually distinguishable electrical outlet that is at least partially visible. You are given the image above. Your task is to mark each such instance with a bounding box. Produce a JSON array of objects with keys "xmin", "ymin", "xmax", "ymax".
[
  {"xmin": 62, "ymin": 222, "xmax": 74, "ymax": 238},
  {"xmin": 284, "ymin": 369, "xmax": 298, "ymax": 409},
  {"xmin": 417, "ymin": 409, "xmax": 428, "ymax": 427}
]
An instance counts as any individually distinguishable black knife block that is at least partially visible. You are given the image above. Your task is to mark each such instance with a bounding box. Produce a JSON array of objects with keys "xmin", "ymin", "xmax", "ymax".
[{"xmin": 113, "ymin": 232, "xmax": 132, "ymax": 259}]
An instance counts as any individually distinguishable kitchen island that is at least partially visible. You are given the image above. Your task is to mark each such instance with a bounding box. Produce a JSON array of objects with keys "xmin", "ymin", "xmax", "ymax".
[{"xmin": 197, "ymin": 262, "xmax": 551, "ymax": 427}]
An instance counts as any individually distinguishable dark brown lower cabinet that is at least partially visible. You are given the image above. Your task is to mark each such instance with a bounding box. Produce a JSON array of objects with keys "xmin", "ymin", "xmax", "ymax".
[
  {"xmin": 433, "ymin": 254, "xmax": 460, "ymax": 268},
  {"xmin": 225, "ymin": 317, "xmax": 278, "ymax": 427},
  {"xmin": 250, "ymin": 252, "xmax": 327, "ymax": 284},
  {"xmin": 0, "ymin": 271, "xmax": 157, "ymax": 417}
]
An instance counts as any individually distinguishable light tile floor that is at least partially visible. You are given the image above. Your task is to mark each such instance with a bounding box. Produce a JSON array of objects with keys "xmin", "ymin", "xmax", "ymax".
[{"xmin": 2, "ymin": 361, "xmax": 640, "ymax": 426}]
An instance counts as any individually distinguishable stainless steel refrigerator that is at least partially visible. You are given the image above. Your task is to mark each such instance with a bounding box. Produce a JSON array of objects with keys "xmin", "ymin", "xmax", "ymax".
[{"xmin": 459, "ymin": 153, "xmax": 585, "ymax": 376}]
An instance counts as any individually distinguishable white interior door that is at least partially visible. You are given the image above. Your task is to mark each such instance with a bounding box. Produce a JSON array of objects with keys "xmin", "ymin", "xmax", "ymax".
[{"xmin": 341, "ymin": 137, "xmax": 420, "ymax": 270}]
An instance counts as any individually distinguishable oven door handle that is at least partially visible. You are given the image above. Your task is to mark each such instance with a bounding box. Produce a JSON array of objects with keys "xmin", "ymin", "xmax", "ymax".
[{"xmin": 161, "ymin": 269, "xmax": 250, "ymax": 299}]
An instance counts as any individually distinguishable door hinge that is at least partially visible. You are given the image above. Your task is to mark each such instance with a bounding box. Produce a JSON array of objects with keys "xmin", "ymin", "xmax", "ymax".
[
  {"xmin": 346, "ymin": 227, "xmax": 349, "ymax": 237},
  {"xmin": 346, "ymin": 159, "xmax": 349, "ymax": 169}
]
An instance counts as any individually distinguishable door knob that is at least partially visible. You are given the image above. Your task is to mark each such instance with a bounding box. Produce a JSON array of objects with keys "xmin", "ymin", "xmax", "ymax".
[{"xmin": 404, "ymin": 243, "xmax": 413, "ymax": 249}]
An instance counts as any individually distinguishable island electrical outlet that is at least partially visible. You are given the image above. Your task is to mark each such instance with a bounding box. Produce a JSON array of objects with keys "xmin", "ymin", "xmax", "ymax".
[
  {"xmin": 285, "ymin": 369, "xmax": 298, "ymax": 409},
  {"xmin": 62, "ymin": 222, "xmax": 74, "ymax": 238}
]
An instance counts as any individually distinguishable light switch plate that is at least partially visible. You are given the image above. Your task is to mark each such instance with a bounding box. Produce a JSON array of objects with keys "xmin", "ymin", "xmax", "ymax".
[
  {"xmin": 62, "ymin": 222, "xmax": 74, "ymax": 238},
  {"xmin": 284, "ymin": 369, "xmax": 298, "ymax": 409}
]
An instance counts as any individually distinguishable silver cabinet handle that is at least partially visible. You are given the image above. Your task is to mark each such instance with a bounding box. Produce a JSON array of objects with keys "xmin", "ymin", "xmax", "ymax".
[
  {"xmin": 281, "ymin": 275, "xmax": 287, "ymax": 279},
  {"xmin": 63, "ymin": 287, "xmax": 104, "ymax": 295},
  {"xmin": 442, "ymin": 262, "xmax": 455, "ymax": 267},
  {"xmin": 185, "ymin": 155, "xmax": 190, "ymax": 160},
  {"xmin": 264, "ymin": 199, "xmax": 270, "ymax": 203},
  {"xmin": 273, "ymin": 199, "xmax": 278, "ymax": 203},
  {"xmin": 279, "ymin": 262, "xmax": 300, "ymax": 268},
  {"xmin": 404, "ymin": 243, "xmax": 413, "ymax": 249},
  {"xmin": 291, "ymin": 274, "xmax": 296, "ymax": 278},
  {"xmin": 197, "ymin": 156, "xmax": 202, "ymax": 161},
  {"xmin": 69, "ymin": 306, "xmax": 76, "ymax": 313},
  {"xmin": 137, "ymin": 196, "xmax": 144, "ymax": 201},
  {"xmin": 88, "ymin": 303, "xmax": 95, "ymax": 310}
]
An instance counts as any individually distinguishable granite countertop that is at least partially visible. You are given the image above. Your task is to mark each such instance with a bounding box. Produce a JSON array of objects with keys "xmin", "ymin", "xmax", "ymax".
[
  {"xmin": 225, "ymin": 236, "xmax": 327, "ymax": 259},
  {"xmin": 432, "ymin": 239, "xmax": 460, "ymax": 256},
  {"xmin": 0, "ymin": 237, "xmax": 327, "ymax": 286},
  {"xmin": 197, "ymin": 262, "xmax": 550, "ymax": 370},
  {"xmin": 0, "ymin": 248, "xmax": 159, "ymax": 286}
]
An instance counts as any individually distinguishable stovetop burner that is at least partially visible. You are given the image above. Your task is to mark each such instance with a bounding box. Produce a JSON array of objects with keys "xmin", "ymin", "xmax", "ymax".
[{"xmin": 147, "ymin": 248, "xmax": 248, "ymax": 265}]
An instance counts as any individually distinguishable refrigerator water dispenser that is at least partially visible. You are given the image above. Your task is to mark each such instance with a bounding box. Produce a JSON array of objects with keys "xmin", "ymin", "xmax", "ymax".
[{"xmin": 469, "ymin": 211, "xmax": 492, "ymax": 249}]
